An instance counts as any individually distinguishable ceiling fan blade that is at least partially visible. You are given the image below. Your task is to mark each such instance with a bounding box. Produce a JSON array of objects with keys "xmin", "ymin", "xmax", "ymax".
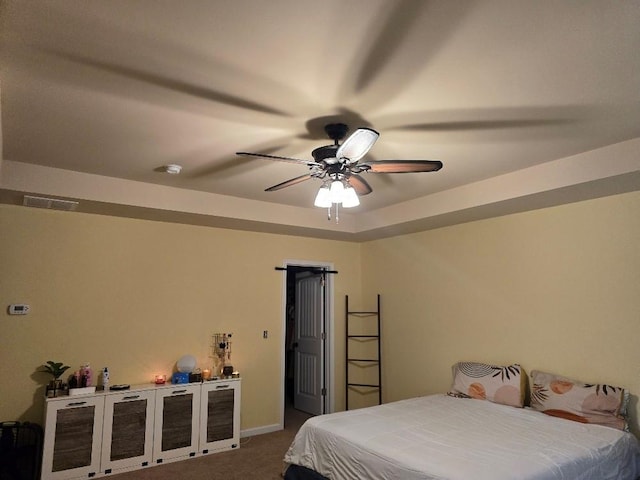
[
  {"xmin": 336, "ymin": 127, "xmax": 379, "ymax": 162},
  {"xmin": 347, "ymin": 174, "xmax": 373, "ymax": 196},
  {"xmin": 236, "ymin": 152, "xmax": 317, "ymax": 167},
  {"xmin": 364, "ymin": 160, "xmax": 443, "ymax": 173},
  {"xmin": 51, "ymin": 51, "xmax": 290, "ymax": 116},
  {"xmin": 391, "ymin": 119, "xmax": 572, "ymax": 131},
  {"xmin": 265, "ymin": 174, "xmax": 312, "ymax": 192}
]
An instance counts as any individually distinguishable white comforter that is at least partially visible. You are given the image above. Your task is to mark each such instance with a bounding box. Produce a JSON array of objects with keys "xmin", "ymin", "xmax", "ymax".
[{"xmin": 284, "ymin": 394, "xmax": 640, "ymax": 480}]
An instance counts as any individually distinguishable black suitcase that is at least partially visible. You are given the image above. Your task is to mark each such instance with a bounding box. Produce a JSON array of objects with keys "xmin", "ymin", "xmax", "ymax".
[{"xmin": 0, "ymin": 421, "xmax": 43, "ymax": 480}]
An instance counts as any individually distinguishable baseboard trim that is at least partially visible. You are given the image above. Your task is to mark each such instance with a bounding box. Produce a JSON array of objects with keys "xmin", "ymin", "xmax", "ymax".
[{"xmin": 240, "ymin": 423, "xmax": 282, "ymax": 438}]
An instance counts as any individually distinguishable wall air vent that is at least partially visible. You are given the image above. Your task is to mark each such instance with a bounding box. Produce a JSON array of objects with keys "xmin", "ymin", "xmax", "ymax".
[{"xmin": 23, "ymin": 195, "xmax": 79, "ymax": 211}]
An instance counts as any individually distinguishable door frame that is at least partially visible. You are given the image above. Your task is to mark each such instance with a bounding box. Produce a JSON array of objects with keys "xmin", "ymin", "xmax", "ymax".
[{"xmin": 279, "ymin": 259, "xmax": 335, "ymax": 429}]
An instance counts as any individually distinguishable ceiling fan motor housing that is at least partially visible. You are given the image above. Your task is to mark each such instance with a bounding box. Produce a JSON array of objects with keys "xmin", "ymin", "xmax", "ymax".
[
  {"xmin": 312, "ymin": 144, "xmax": 339, "ymax": 164},
  {"xmin": 324, "ymin": 123, "xmax": 349, "ymax": 142}
]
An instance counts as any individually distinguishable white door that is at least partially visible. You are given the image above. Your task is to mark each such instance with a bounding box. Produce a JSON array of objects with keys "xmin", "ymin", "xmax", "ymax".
[{"xmin": 294, "ymin": 273, "xmax": 324, "ymax": 415}]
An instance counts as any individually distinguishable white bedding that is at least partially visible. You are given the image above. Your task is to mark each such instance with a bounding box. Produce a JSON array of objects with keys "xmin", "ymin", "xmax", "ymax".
[{"xmin": 284, "ymin": 394, "xmax": 640, "ymax": 480}]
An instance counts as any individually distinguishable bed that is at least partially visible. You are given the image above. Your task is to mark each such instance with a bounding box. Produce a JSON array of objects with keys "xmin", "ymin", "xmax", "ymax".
[{"xmin": 284, "ymin": 366, "xmax": 640, "ymax": 480}]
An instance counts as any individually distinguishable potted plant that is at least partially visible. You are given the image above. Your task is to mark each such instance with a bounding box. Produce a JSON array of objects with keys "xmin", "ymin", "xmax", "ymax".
[{"xmin": 41, "ymin": 361, "xmax": 70, "ymax": 397}]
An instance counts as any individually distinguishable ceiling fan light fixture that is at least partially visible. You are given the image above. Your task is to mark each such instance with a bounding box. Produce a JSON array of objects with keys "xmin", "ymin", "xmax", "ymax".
[
  {"xmin": 315, "ymin": 179, "xmax": 360, "ymax": 209},
  {"xmin": 314, "ymin": 185, "xmax": 332, "ymax": 208}
]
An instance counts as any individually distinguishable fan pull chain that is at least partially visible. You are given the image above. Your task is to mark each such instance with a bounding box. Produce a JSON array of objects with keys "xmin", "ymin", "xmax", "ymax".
[{"xmin": 325, "ymin": 204, "xmax": 341, "ymax": 223}]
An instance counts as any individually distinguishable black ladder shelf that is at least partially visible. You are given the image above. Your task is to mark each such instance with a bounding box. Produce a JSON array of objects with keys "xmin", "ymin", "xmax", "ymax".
[{"xmin": 345, "ymin": 294, "xmax": 381, "ymax": 410}]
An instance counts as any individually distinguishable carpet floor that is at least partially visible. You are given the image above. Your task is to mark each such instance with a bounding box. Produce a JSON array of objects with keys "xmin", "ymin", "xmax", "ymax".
[{"xmin": 111, "ymin": 407, "xmax": 312, "ymax": 480}]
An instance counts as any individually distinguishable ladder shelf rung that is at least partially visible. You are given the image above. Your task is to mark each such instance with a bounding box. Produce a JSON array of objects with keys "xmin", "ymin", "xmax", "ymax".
[
  {"xmin": 347, "ymin": 358, "xmax": 379, "ymax": 362},
  {"xmin": 347, "ymin": 335, "xmax": 379, "ymax": 338},
  {"xmin": 347, "ymin": 383, "xmax": 380, "ymax": 388}
]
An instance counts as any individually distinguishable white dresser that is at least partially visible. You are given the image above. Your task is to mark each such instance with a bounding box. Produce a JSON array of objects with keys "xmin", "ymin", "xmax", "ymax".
[{"xmin": 41, "ymin": 378, "xmax": 241, "ymax": 479}]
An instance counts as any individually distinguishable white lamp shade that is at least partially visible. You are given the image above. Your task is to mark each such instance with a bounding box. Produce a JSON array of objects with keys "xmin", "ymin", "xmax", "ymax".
[
  {"xmin": 329, "ymin": 180, "xmax": 345, "ymax": 203},
  {"xmin": 314, "ymin": 186, "xmax": 332, "ymax": 208},
  {"xmin": 341, "ymin": 186, "xmax": 360, "ymax": 208}
]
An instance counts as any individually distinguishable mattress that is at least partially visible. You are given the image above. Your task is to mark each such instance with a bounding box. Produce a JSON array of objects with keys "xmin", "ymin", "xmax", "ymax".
[{"xmin": 284, "ymin": 394, "xmax": 640, "ymax": 480}]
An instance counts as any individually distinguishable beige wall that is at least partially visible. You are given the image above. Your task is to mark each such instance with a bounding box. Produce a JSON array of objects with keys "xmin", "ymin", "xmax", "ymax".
[
  {"xmin": 2, "ymin": 190, "xmax": 639, "ymax": 434},
  {"xmin": 362, "ymin": 191, "xmax": 640, "ymax": 433},
  {"xmin": 0, "ymin": 205, "xmax": 361, "ymax": 429}
]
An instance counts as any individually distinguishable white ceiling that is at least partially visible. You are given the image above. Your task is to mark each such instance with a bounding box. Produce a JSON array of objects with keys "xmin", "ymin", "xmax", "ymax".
[{"xmin": 1, "ymin": 0, "xmax": 639, "ymax": 240}]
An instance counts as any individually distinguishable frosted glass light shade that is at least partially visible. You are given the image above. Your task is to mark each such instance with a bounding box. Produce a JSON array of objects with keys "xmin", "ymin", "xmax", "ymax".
[
  {"xmin": 314, "ymin": 186, "xmax": 332, "ymax": 207},
  {"xmin": 329, "ymin": 180, "xmax": 345, "ymax": 203},
  {"xmin": 341, "ymin": 187, "xmax": 360, "ymax": 208}
]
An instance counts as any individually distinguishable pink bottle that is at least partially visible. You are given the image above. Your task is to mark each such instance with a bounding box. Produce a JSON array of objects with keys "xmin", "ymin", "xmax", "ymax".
[{"xmin": 83, "ymin": 363, "xmax": 93, "ymax": 387}]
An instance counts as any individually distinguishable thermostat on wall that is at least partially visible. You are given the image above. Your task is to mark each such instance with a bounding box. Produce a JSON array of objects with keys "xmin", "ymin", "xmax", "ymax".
[{"xmin": 8, "ymin": 304, "xmax": 30, "ymax": 315}]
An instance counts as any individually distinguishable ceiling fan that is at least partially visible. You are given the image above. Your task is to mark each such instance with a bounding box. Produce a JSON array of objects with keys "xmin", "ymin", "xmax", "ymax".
[{"xmin": 237, "ymin": 123, "xmax": 443, "ymax": 210}]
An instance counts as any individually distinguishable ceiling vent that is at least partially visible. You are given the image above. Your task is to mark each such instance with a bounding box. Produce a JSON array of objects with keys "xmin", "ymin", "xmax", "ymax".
[{"xmin": 23, "ymin": 195, "xmax": 79, "ymax": 211}]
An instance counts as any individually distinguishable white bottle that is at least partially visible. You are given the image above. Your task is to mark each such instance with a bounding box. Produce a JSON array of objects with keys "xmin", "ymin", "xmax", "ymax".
[{"xmin": 102, "ymin": 367, "xmax": 110, "ymax": 390}]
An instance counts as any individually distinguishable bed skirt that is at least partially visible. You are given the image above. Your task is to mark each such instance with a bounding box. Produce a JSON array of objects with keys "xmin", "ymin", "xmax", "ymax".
[{"xmin": 284, "ymin": 464, "xmax": 329, "ymax": 480}]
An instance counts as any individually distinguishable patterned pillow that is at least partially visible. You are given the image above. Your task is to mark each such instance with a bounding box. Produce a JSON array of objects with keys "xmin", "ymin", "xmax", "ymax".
[
  {"xmin": 448, "ymin": 362, "xmax": 525, "ymax": 408},
  {"xmin": 529, "ymin": 370, "xmax": 628, "ymax": 430}
]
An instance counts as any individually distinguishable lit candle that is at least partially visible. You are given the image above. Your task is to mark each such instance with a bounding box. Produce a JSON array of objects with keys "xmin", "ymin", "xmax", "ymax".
[
  {"xmin": 202, "ymin": 369, "xmax": 211, "ymax": 381},
  {"xmin": 154, "ymin": 374, "xmax": 166, "ymax": 384}
]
